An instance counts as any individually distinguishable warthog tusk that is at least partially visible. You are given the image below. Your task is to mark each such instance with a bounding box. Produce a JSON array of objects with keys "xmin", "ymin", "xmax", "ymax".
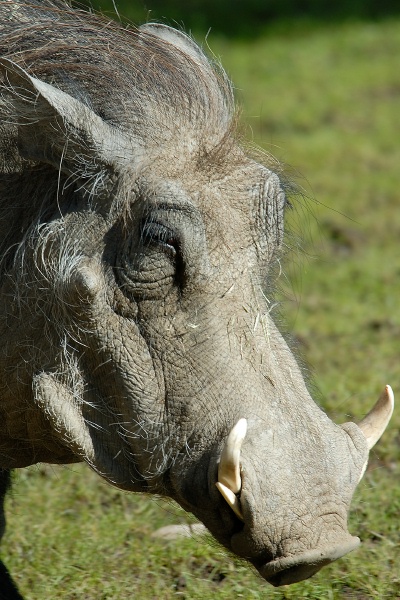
[
  {"xmin": 217, "ymin": 418, "xmax": 247, "ymax": 494},
  {"xmin": 216, "ymin": 418, "xmax": 247, "ymax": 520},
  {"xmin": 358, "ymin": 385, "xmax": 394, "ymax": 450},
  {"xmin": 215, "ymin": 481, "xmax": 244, "ymax": 521}
]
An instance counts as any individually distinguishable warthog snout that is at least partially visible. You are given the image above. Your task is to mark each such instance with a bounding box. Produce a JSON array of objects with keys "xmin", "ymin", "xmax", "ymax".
[
  {"xmin": 212, "ymin": 387, "xmax": 393, "ymax": 584},
  {"xmin": 259, "ymin": 537, "xmax": 360, "ymax": 586}
]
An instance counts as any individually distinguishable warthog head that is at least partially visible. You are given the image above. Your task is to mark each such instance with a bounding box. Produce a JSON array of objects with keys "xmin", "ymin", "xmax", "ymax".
[{"xmin": 0, "ymin": 0, "xmax": 393, "ymax": 586}]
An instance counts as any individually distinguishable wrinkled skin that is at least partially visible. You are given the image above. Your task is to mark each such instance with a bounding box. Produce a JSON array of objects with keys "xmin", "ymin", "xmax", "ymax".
[{"xmin": 0, "ymin": 1, "xmax": 392, "ymax": 594}]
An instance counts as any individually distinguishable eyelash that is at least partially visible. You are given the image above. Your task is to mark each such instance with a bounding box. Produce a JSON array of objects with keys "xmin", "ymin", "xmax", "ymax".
[{"xmin": 140, "ymin": 220, "xmax": 180, "ymax": 258}]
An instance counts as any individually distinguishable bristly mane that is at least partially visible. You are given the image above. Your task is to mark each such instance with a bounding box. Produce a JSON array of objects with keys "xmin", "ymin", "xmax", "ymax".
[{"xmin": 0, "ymin": 0, "xmax": 236, "ymax": 280}]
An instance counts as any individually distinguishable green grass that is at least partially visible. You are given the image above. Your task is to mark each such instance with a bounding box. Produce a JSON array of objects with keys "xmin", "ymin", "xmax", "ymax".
[{"xmin": 2, "ymin": 17, "xmax": 400, "ymax": 600}]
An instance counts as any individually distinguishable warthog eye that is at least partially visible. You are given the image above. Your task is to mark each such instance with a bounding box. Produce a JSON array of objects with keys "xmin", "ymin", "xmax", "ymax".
[{"xmin": 140, "ymin": 220, "xmax": 180, "ymax": 258}]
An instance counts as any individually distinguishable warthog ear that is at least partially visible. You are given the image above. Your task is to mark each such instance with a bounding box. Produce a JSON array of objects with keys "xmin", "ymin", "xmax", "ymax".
[
  {"xmin": 0, "ymin": 58, "xmax": 132, "ymax": 179},
  {"xmin": 139, "ymin": 23, "xmax": 208, "ymax": 65}
]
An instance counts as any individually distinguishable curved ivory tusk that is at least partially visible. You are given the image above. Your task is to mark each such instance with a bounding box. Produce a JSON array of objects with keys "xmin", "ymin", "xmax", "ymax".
[
  {"xmin": 358, "ymin": 385, "xmax": 394, "ymax": 450},
  {"xmin": 215, "ymin": 481, "xmax": 244, "ymax": 521},
  {"xmin": 218, "ymin": 418, "xmax": 247, "ymax": 494}
]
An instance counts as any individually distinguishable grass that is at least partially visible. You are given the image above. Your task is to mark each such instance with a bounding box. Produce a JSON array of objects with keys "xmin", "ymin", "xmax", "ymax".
[{"xmin": 2, "ymin": 16, "xmax": 400, "ymax": 600}]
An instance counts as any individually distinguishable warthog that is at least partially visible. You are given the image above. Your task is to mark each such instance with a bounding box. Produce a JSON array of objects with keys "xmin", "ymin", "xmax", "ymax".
[{"xmin": 0, "ymin": 0, "xmax": 394, "ymax": 596}]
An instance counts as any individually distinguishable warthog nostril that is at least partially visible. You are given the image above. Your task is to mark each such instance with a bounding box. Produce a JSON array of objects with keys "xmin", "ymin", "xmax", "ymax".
[{"xmin": 259, "ymin": 536, "xmax": 360, "ymax": 586}]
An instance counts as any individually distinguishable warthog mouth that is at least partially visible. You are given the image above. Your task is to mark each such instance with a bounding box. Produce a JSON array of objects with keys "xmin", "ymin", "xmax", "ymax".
[{"xmin": 257, "ymin": 536, "xmax": 360, "ymax": 586}]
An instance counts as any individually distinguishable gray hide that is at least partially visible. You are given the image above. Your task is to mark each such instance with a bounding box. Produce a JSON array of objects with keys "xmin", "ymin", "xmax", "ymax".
[{"xmin": 0, "ymin": 0, "xmax": 394, "ymax": 589}]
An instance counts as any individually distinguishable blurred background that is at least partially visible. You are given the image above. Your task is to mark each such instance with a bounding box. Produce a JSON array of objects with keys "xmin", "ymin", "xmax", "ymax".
[{"xmin": 76, "ymin": 0, "xmax": 400, "ymax": 35}]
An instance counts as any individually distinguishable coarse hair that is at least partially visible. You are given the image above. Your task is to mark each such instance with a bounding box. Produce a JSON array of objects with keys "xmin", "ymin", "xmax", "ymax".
[{"xmin": 0, "ymin": 0, "xmax": 237, "ymax": 281}]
